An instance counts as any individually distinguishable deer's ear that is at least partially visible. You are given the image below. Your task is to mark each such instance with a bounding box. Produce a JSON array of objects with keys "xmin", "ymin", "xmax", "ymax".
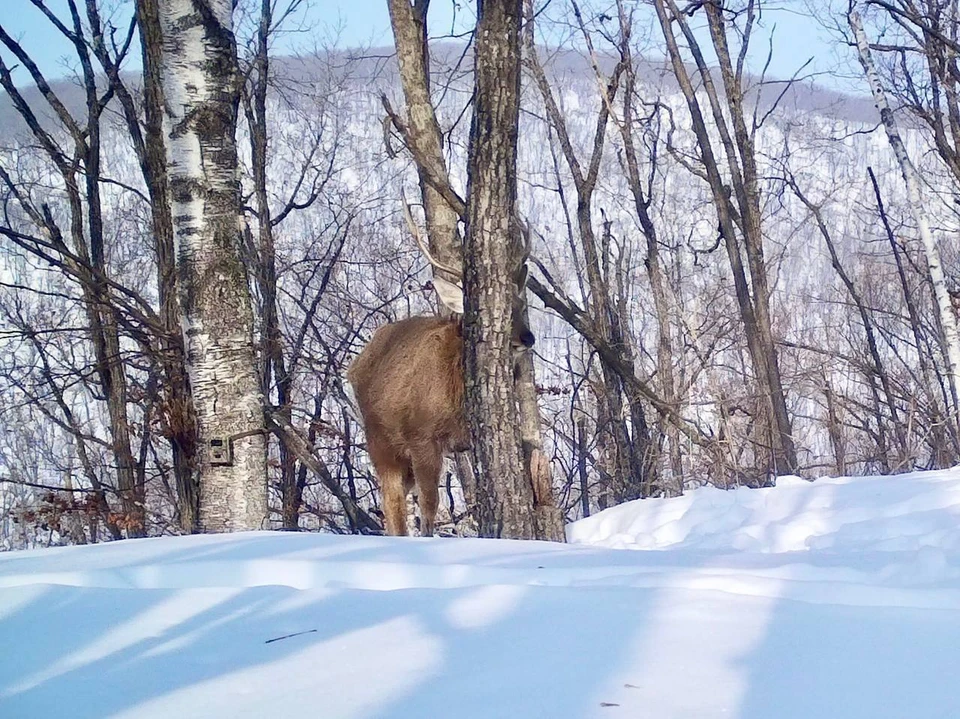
[{"xmin": 432, "ymin": 276, "xmax": 465, "ymax": 314}]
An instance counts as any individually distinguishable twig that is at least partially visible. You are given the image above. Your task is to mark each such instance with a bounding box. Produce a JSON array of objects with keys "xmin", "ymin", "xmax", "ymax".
[{"xmin": 265, "ymin": 629, "xmax": 318, "ymax": 644}]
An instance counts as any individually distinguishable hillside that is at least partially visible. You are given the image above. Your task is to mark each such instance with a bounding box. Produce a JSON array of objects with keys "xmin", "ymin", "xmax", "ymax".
[{"xmin": 2, "ymin": 468, "xmax": 959, "ymax": 718}]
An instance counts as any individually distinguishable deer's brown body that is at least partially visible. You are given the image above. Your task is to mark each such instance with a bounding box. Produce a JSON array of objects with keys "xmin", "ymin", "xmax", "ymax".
[
  {"xmin": 348, "ymin": 287, "xmax": 533, "ymax": 536},
  {"xmin": 347, "ymin": 314, "xmax": 471, "ymax": 536}
]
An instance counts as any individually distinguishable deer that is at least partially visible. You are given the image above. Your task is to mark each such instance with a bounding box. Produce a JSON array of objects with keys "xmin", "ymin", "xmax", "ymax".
[{"xmin": 346, "ymin": 211, "xmax": 535, "ymax": 537}]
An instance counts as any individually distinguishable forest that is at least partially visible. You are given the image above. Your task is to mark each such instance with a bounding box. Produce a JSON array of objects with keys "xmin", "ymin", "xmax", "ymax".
[{"xmin": 1, "ymin": 0, "xmax": 959, "ymax": 549}]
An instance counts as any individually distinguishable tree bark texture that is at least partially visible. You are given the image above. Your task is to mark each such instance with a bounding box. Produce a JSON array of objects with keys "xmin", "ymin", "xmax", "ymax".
[
  {"xmin": 464, "ymin": 0, "xmax": 536, "ymax": 539},
  {"xmin": 136, "ymin": 0, "xmax": 200, "ymax": 531},
  {"xmin": 159, "ymin": 0, "xmax": 268, "ymax": 532},
  {"xmin": 385, "ymin": 0, "xmax": 463, "ymax": 280}
]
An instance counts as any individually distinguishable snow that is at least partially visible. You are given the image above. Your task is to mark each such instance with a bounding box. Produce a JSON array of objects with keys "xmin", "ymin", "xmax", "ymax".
[{"xmin": 2, "ymin": 469, "xmax": 960, "ymax": 718}]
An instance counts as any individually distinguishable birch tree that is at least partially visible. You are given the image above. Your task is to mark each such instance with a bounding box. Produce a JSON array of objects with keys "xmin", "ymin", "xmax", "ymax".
[
  {"xmin": 157, "ymin": 0, "xmax": 267, "ymax": 531},
  {"xmin": 850, "ymin": 6, "xmax": 960, "ymax": 434},
  {"xmin": 106, "ymin": 0, "xmax": 200, "ymax": 530}
]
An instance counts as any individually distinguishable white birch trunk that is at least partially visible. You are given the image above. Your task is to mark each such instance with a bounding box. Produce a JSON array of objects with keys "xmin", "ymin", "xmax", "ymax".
[
  {"xmin": 850, "ymin": 8, "xmax": 960, "ymax": 422},
  {"xmin": 158, "ymin": 0, "xmax": 267, "ymax": 532}
]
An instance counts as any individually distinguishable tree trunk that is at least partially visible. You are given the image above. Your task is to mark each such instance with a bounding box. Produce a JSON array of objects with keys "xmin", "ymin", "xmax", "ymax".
[
  {"xmin": 385, "ymin": 0, "xmax": 463, "ymax": 278},
  {"xmin": 515, "ymin": 326, "xmax": 564, "ymax": 540},
  {"xmin": 823, "ymin": 375, "xmax": 847, "ymax": 476},
  {"xmin": 158, "ymin": 0, "xmax": 267, "ymax": 532},
  {"xmin": 136, "ymin": 0, "xmax": 199, "ymax": 531},
  {"xmin": 702, "ymin": 0, "xmax": 796, "ymax": 476},
  {"xmin": 616, "ymin": 28, "xmax": 683, "ymax": 493},
  {"xmin": 464, "ymin": 0, "xmax": 535, "ymax": 539},
  {"xmin": 387, "ymin": 0, "xmax": 560, "ymax": 539},
  {"xmin": 239, "ymin": 0, "xmax": 301, "ymax": 530}
]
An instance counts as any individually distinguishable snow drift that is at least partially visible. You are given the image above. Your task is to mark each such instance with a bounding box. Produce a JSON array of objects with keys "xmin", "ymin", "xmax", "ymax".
[{"xmin": 2, "ymin": 468, "xmax": 959, "ymax": 718}]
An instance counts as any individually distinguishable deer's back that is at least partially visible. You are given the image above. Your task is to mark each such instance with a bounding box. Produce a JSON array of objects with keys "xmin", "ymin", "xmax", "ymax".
[{"xmin": 347, "ymin": 316, "xmax": 466, "ymax": 455}]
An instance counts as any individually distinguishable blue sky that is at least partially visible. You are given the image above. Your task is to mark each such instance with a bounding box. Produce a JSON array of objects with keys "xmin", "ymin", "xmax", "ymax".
[{"xmin": 2, "ymin": 0, "xmax": 855, "ymax": 92}]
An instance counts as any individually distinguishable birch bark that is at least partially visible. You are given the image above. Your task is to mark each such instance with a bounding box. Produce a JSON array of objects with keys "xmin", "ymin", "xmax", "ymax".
[{"xmin": 158, "ymin": 0, "xmax": 267, "ymax": 532}]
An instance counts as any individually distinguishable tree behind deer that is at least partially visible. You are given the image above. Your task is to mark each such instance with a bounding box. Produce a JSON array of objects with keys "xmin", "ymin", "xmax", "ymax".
[{"xmin": 347, "ymin": 261, "xmax": 533, "ymax": 536}]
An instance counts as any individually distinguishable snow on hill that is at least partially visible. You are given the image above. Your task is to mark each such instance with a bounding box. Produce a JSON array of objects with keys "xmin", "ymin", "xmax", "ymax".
[{"xmin": 2, "ymin": 468, "xmax": 960, "ymax": 718}]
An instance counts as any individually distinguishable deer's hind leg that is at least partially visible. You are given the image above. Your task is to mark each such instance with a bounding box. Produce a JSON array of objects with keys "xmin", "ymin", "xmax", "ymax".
[
  {"xmin": 380, "ymin": 462, "xmax": 410, "ymax": 536},
  {"xmin": 410, "ymin": 444, "xmax": 442, "ymax": 537},
  {"xmin": 370, "ymin": 440, "xmax": 411, "ymax": 536}
]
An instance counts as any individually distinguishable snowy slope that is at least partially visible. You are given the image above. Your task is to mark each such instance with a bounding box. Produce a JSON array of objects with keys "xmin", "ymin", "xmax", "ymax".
[{"xmin": 2, "ymin": 469, "xmax": 960, "ymax": 718}]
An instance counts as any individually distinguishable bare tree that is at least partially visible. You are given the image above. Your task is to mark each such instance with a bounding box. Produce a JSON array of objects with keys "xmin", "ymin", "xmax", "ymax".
[
  {"xmin": 610, "ymin": 0, "xmax": 684, "ymax": 491},
  {"xmin": 524, "ymin": 0, "xmax": 658, "ymax": 502},
  {"xmin": 784, "ymin": 168, "xmax": 910, "ymax": 468},
  {"xmin": 97, "ymin": 0, "xmax": 201, "ymax": 530},
  {"xmin": 650, "ymin": 0, "xmax": 797, "ymax": 477},
  {"xmin": 462, "ymin": 0, "xmax": 536, "ymax": 538},
  {"xmin": 383, "ymin": 0, "xmax": 463, "ymax": 278},
  {"xmin": 850, "ymin": 5, "xmax": 960, "ymax": 436},
  {"xmin": 0, "ymin": 4, "xmax": 147, "ymax": 536},
  {"xmin": 868, "ymin": 167, "xmax": 959, "ymax": 465},
  {"xmin": 383, "ymin": 0, "xmax": 562, "ymax": 539}
]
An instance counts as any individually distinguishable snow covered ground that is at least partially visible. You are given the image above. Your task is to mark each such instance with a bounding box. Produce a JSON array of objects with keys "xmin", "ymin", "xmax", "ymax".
[{"xmin": 2, "ymin": 469, "xmax": 960, "ymax": 718}]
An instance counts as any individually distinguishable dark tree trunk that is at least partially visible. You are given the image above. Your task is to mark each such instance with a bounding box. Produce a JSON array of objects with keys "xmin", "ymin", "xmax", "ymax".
[
  {"xmin": 464, "ymin": 0, "xmax": 536, "ymax": 539},
  {"xmin": 823, "ymin": 376, "xmax": 847, "ymax": 476}
]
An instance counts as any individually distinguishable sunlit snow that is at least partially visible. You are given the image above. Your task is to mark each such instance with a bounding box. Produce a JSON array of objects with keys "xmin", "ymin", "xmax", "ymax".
[{"xmin": 2, "ymin": 468, "xmax": 959, "ymax": 718}]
